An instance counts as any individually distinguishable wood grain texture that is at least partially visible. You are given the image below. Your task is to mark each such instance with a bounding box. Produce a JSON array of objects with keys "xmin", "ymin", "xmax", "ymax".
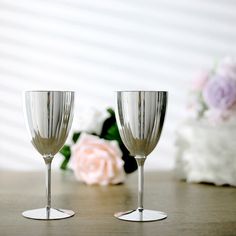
[{"xmin": 0, "ymin": 171, "xmax": 236, "ymax": 236}]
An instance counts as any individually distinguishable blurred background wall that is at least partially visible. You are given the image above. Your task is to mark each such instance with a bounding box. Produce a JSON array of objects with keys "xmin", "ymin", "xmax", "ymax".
[{"xmin": 0, "ymin": 0, "xmax": 236, "ymax": 171}]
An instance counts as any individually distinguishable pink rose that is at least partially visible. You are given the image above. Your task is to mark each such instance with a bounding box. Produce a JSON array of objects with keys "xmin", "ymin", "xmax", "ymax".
[
  {"xmin": 71, "ymin": 133, "xmax": 125, "ymax": 185},
  {"xmin": 191, "ymin": 70, "xmax": 209, "ymax": 91}
]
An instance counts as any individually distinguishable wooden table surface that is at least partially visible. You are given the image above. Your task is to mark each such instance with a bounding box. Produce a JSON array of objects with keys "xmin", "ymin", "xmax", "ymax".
[{"xmin": 0, "ymin": 170, "xmax": 236, "ymax": 236}]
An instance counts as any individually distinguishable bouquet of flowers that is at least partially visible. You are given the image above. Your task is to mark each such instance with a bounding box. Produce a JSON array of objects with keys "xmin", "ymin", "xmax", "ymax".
[
  {"xmin": 60, "ymin": 108, "xmax": 137, "ymax": 185},
  {"xmin": 175, "ymin": 57, "xmax": 236, "ymax": 186},
  {"xmin": 188, "ymin": 57, "xmax": 236, "ymax": 123}
]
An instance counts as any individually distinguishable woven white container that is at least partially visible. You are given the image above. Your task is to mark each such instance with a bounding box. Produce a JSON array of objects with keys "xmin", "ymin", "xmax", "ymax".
[{"xmin": 175, "ymin": 119, "xmax": 236, "ymax": 186}]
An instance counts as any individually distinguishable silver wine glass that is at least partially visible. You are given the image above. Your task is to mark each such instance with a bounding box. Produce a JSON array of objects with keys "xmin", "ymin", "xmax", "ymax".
[
  {"xmin": 22, "ymin": 91, "xmax": 75, "ymax": 220},
  {"xmin": 114, "ymin": 91, "xmax": 168, "ymax": 222}
]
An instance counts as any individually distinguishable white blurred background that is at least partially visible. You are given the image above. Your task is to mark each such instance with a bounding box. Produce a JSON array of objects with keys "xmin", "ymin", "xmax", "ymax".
[{"xmin": 0, "ymin": 0, "xmax": 236, "ymax": 171}]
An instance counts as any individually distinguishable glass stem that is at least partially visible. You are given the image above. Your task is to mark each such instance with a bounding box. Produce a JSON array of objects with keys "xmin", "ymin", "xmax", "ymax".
[
  {"xmin": 43, "ymin": 156, "xmax": 53, "ymax": 212},
  {"xmin": 136, "ymin": 156, "xmax": 146, "ymax": 212}
]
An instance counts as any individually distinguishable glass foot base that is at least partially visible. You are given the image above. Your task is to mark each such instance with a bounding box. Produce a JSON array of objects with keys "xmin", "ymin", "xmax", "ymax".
[
  {"xmin": 22, "ymin": 208, "xmax": 75, "ymax": 220},
  {"xmin": 114, "ymin": 209, "xmax": 167, "ymax": 222}
]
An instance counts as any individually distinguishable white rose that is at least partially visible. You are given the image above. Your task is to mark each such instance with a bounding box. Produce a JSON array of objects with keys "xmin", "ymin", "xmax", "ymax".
[
  {"xmin": 77, "ymin": 107, "xmax": 110, "ymax": 135},
  {"xmin": 217, "ymin": 57, "xmax": 236, "ymax": 80}
]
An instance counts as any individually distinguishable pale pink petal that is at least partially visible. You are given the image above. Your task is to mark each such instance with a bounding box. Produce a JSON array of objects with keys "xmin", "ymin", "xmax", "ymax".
[{"xmin": 70, "ymin": 133, "xmax": 125, "ymax": 185}]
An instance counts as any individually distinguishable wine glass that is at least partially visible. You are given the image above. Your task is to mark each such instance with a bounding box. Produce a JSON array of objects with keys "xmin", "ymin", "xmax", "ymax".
[
  {"xmin": 114, "ymin": 91, "xmax": 168, "ymax": 222},
  {"xmin": 22, "ymin": 91, "xmax": 75, "ymax": 220}
]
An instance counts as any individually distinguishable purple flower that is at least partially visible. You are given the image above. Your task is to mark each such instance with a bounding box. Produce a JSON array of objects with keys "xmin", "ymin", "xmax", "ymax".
[{"xmin": 203, "ymin": 76, "xmax": 236, "ymax": 110}]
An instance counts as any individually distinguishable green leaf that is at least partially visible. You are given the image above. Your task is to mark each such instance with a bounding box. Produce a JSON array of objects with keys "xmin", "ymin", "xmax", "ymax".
[
  {"xmin": 59, "ymin": 145, "xmax": 71, "ymax": 158},
  {"xmin": 100, "ymin": 108, "xmax": 116, "ymax": 139},
  {"xmin": 72, "ymin": 132, "xmax": 81, "ymax": 143},
  {"xmin": 60, "ymin": 158, "xmax": 70, "ymax": 170},
  {"xmin": 104, "ymin": 124, "xmax": 122, "ymax": 144},
  {"xmin": 59, "ymin": 145, "xmax": 71, "ymax": 170},
  {"xmin": 107, "ymin": 107, "xmax": 115, "ymax": 116}
]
